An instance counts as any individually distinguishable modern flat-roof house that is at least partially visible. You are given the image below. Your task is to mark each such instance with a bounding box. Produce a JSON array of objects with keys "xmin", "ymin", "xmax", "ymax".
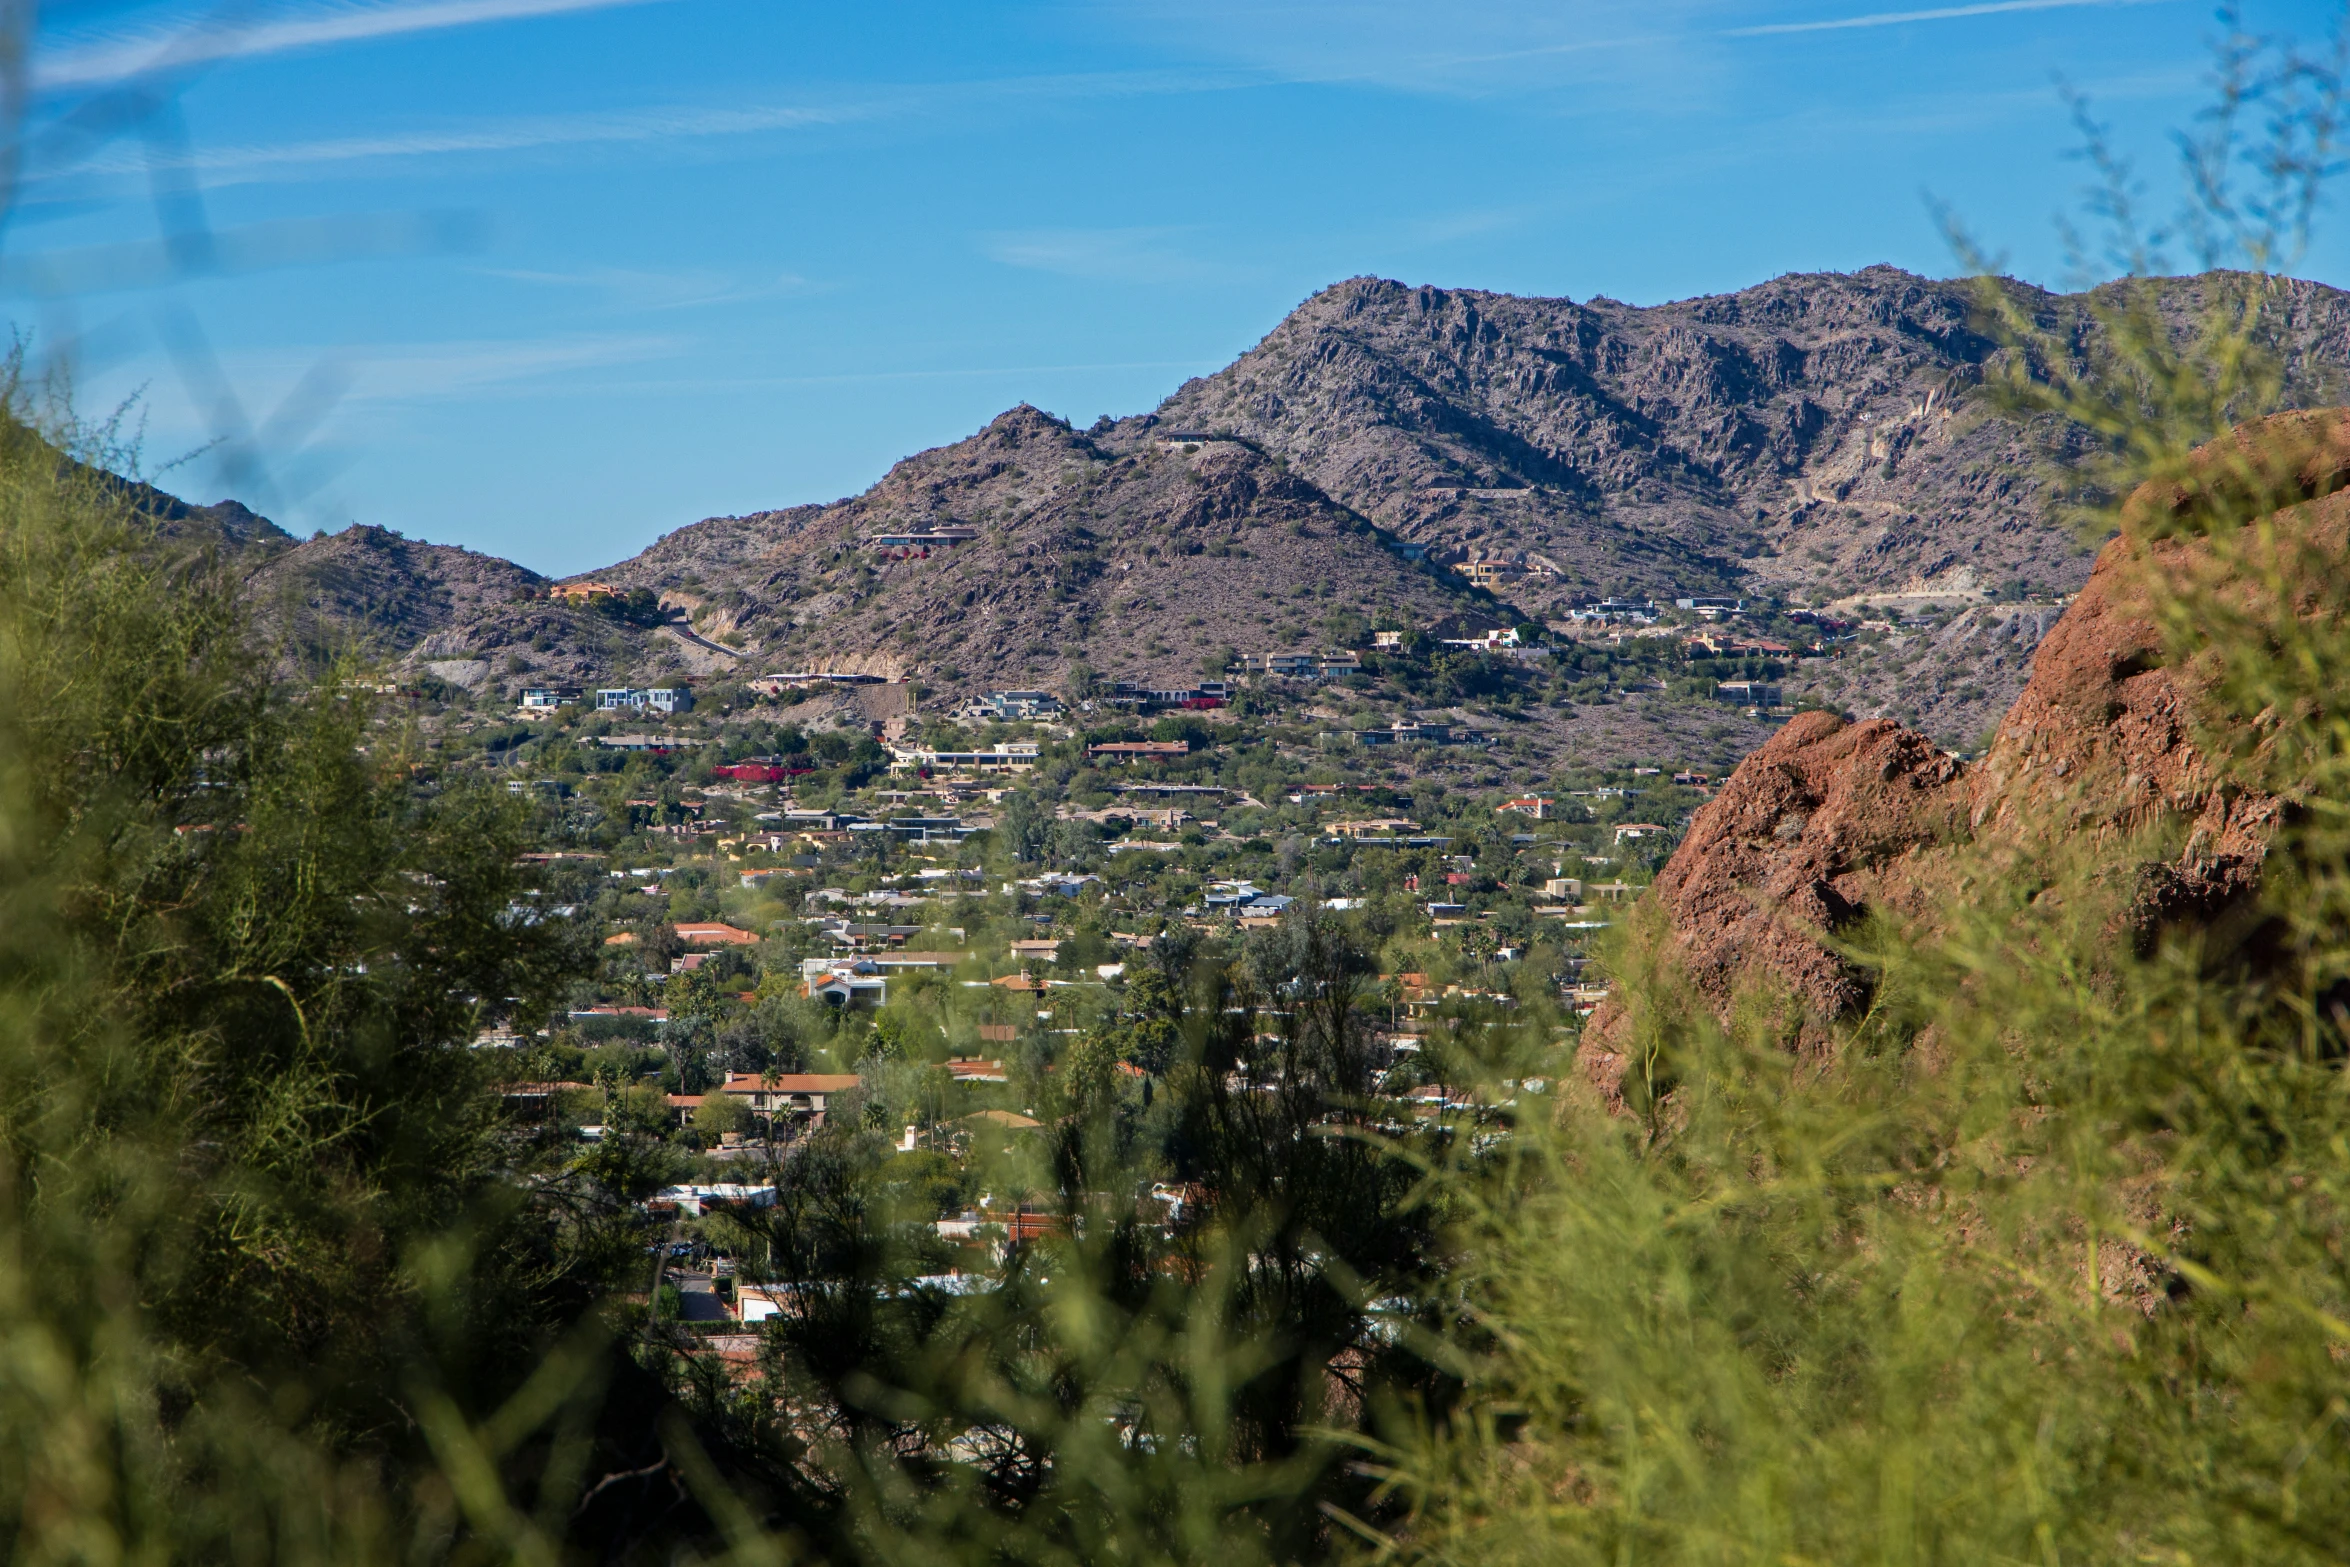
[
  {"xmin": 867, "ymin": 526, "xmax": 978, "ymax": 552},
  {"xmin": 1097, "ymin": 679, "xmax": 1229, "ymax": 709},
  {"xmin": 1088, "ymin": 740, "xmax": 1192, "ymax": 762},
  {"xmin": 651, "ymin": 1183, "xmax": 777, "ymax": 1216},
  {"xmin": 1231, "ymin": 652, "xmax": 1323, "ymax": 678},
  {"xmin": 1463, "ymin": 559, "xmax": 1529, "ymax": 589},
  {"xmin": 985, "ymin": 690, "xmax": 1063, "ymax": 719},
  {"xmin": 596, "ymin": 686, "xmax": 686, "ymax": 709},
  {"xmin": 596, "ymin": 686, "xmax": 694, "ymax": 714},
  {"xmin": 518, "ymin": 687, "xmax": 578, "ymax": 710},
  {"xmin": 889, "ymin": 742, "xmax": 1040, "ymax": 773}
]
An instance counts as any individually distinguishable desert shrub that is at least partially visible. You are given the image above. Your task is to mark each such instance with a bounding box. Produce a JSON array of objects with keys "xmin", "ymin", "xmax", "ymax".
[{"xmin": 0, "ymin": 400, "xmax": 623, "ymax": 1558}]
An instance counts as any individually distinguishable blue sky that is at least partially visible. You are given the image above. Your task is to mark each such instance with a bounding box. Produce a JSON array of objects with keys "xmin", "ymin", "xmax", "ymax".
[{"xmin": 9, "ymin": 0, "xmax": 2344, "ymax": 574}]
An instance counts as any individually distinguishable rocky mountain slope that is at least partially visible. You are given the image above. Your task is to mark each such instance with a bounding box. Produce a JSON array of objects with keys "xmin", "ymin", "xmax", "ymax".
[
  {"xmin": 561, "ymin": 404, "xmax": 1503, "ymax": 694},
  {"xmin": 90, "ymin": 460, "xmax": 558, "ymax": 675},
  {"xmin": 244, "ymin": 524, "xmax": 550, "ymax": 669},
  {"xmin": 102, "ymin": 266, "xmax": 2350, "ymax": 757},
  {"xmin": 1142, "ymin": 267, "xmax": 2350, "ymax": 603},
  {"xmin": 1133, "ymin": 267, "xmax": 2350, "ymax": 742}
]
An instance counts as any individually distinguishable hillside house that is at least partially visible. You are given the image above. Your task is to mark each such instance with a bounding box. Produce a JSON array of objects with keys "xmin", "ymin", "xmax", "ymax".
[
  {"xmin": 1612, "ymin": 823, "xmax": 1669, "ymax": 844},
  {"xmin": 804, "ymin": 967, "xmax": 888, "ymax": 1007},
  {"xmin": 1715, "ymin": 680, "xmax": 1783, "ymax": 706},
  {"xmin": 549, "ymin": 581, "xmax": 618, "ymax": 603},
  {"xmin": 596, "ymin": 686, "xmax": 695, "ymax": 714},
  {"xmin": 867, "ymin": 526, "xmax": 978, "ymax": 555},
  {"xmin": 651, "ymin": 1183, "xmax": 777, "ymax": 1216},
  {"xmin": 518, "ymin": 687, "xmax": 578, "ymax": 710},
  {"xmin": 1088, "ymin": 740, "xmax": 1191, "ymax": 762},
  {"xmin": 1500, "ymin": 796, "xmax": 1553, "ymax": 819},
  {"xmin": 1331, "ymin": 817, "xmax": 1420, "ymax": 838},
  {"xmin": 985, "ymin": 690, "xmax": 1064, "ymax": 719},
  {"xmin": 749, "ymin": 671, "xmax": 888, "ymax": 695},
  {"xmin": 1229, "ymin": 652, "xmax": 1322, "ymax": 678},
  {"xmin": 1097, "ymin": 680, "xmax": 1229, "ymax": 709},
  {"xmin": 890, "ymin": 742, "xmax": 1039, "ymax": 774},
  {"xmin": 675, "ymin": 922, "xmax": 760, "ymax": 947},
  {"xmin": 1462, "ymin": 559, "xmax": 1529, "ymax": 590},
  {"xmin": 1570, "ymin": 598, "xmax": 1658, "ymax": 624},
  {"xmin": 1675, "ymin": 595, "xmax": 1746, "ymax": 619},
  {"xmin": 718, "ymin": 1073, "xmax": 863, "ymax": 1125}
]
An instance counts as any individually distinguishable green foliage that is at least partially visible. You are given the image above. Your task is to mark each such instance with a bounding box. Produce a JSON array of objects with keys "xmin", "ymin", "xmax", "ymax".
[
  {"xmin": 693, "ymin": 1090, "xmax": 754, "ymax": 1140},
  {"xmin": 0, "ymin": 406, "xmax": 612, "ymax": 1558}
]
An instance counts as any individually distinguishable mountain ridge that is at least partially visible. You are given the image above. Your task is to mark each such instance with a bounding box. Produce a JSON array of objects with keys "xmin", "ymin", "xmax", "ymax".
[{"xmin": 121, "ymin": 264, "xmax": 2350, "ymax": 755}]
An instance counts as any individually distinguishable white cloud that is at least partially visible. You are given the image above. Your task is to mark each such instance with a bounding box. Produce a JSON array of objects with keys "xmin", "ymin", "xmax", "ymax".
[
  {"xmin": 1099, "ymin": 0, "xmax": 2176, "ymax": 96},
  {"xmin": 981, "ymin": 226, "xmax": 1232, "ymax": 284},
  {"xmin": 68, "ymin": 101, "xmax": 850, "ymax": 186},
  {"xmin": 478, "ymin": 264, "xmax": 824, "ymax": 310},
  {"xmin": 30, "ymin": 65, "xmax": 1282, "ymax": 193},
  {"xmin": 309, "ymin": 331, "xmax": 686, "ymax": 402},
  {"xmin": 36, "ymin": 0, "xmax": 682, "ymax": 90},
  {"xmin": 1725, "ymin": 0, "xmax": 2150, "ymax": 37}
]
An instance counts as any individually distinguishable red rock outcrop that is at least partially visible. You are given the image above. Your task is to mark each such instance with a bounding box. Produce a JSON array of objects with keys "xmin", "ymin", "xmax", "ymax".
[
  {"xmin": 1584, "ymin": 409, "xmax": 2350, "ymax": 1091},
  {"xmin": 1606, "ymin": 712, "xmax": 1969, "ymax": 1025}
]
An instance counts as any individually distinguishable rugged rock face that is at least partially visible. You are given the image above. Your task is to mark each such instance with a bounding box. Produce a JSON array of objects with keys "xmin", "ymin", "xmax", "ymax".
[
  {"xmin": 1964, "ymin": 411, "xmax": 2350, "ymax": 946},
  {"xmin": 1614, "ymin": 711, "xmax": 1970, "ymax": 1027},
  {"xmin": 1587, "ymin": 409, "xmax": 2350, "ymax": 1079},
  {"xmin": 1144, "ymin": 270, "xmax": 2350, "ymax": 604}
]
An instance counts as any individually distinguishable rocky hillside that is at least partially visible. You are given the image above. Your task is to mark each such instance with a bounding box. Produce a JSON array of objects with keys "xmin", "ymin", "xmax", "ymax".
[
  {"xmin": 241, "ymin": 524, "xmax": 551, "ymax": 671},
  {"xmin": 1142, "ymin": 268, "xmax": 2350, "ymax": 603},
  {"xmin": 1128, "ymin": 267, "xmax": 2350, "ymax": 740},
  {"xmin": 566, "ymin": 404, "xmax": 1502, "ymax": 694}
]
